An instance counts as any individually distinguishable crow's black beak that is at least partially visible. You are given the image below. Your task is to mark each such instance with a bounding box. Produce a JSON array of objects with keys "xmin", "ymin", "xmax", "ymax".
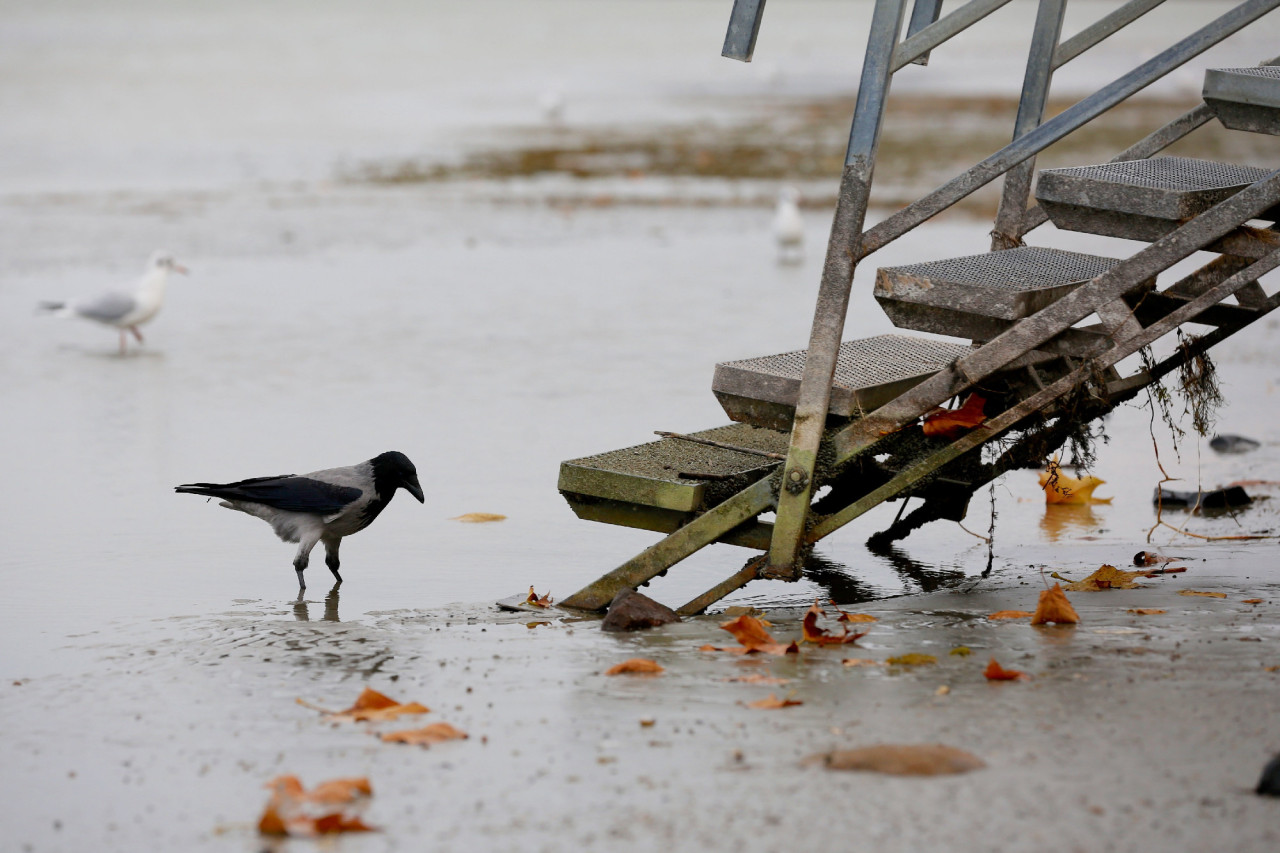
[{"xmin": 405, "ymin": 477, "xmax": 425, "ymax": 504}]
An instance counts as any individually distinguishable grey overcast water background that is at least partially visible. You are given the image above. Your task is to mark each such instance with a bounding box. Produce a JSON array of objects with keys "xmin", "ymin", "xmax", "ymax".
[{"xmin": 2, "ymin": 2, "xmax": 1279, "ymax": 850}]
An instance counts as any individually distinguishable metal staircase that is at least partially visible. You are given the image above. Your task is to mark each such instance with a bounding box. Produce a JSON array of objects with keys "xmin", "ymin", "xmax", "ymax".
[{"xmin": 555, "ymin": 0, "xmax": 1280, "ymax": 613}]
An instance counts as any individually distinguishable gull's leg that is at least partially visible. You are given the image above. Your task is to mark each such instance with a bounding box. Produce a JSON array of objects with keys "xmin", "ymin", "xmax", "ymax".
[
  {"xmin": 130, "ymin": 325, "xmax": 144, "ymax": 344},
  {"xmin": 119, "ymin": 329, "xmax": 127, "ymax": 355},
  {"xmin": 293, "ymin": 536, "xmax": 320, "ymax": 589},
  {"xmin": 323, "ymin": 536, "xmax": 343, "ymax": 585}
]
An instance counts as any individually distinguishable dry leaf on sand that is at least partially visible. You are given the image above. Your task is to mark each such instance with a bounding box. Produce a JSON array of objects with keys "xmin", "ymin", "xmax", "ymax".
[
  {"xmin": 922, "ymin": 394, "xmax": 987, "ymax": 439},
  {"xmin": 604, "ymin": 658, "xmax": 664, "ymax": 676},
  {"xmin": 380, "ymin": 722, "xmax": 469, "ymax": 747},
  {"xmin": 1039, "ymin": 459, "xmax": 1111, "ymax": 505},
  {"xmin": 1127, "ymin": 608, "xmax": 1166, "ymax": 615},
  {"xmin": 813, "ymin": 744, "xmax": 985, "ymax": 776},
  {"xmin": 984, "ymin": 658, "xmax": 1029, "ymax": 681},
  {"xmin": 989, "ymin": 610, "xmax": 1034, "ymax": 620},
  {"xmin": 715, "ymin": 614, "xmax": 799, "ymax": 656},
  {"xmin": 451, "ymin": 512, "xmax": 506, "ymax": 523},
  {"xmin": 747, "ymin": 693, "xmax": 803, "ymax": 709},
  {"xmin": 801, "ymin": 601, "xmax": 868, "ymax": 646},
  {"xmin": 258, "ymin": 776, "xmax": 376, "ymax": 837},
  {"xmin": 1032, "ymin": 583, "xmax": 1079, "ymax": 625},
  {"xmin": 1179, "ymin": 589, "xmax": 1228, "ymax": 599},
  {"xmin": 886, "ymin": 653, "xmax": 936, "ymax": 666},
  {"xmin": 525, "ymin": 586, "xmax": 554, "ymax": 608},
  {"xmin": 299, "ymin": 687, "xmax": 430, "ymax": 723},
  {"xmin": 1062, "ymin": 565, "xmax": 1148, "ymax": 591}
]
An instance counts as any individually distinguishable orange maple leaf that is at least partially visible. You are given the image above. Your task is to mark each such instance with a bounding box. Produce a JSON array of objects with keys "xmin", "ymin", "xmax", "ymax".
[
  {"xmin": 525, "ymin": 586, "xmax": 554, "ymax": 607},
  {"xmin": 747, "ymin": 693, "xmax": 803, "ymax": 709},
  {"xmin": 380, "ymin": 722, "xmax": 469, "ymax": 747},
  {"xmin": 1031, "ymin": 583, "xmax": 1079, "ymax": 625},
  {"xmin": 828, "ymin": 600, "xmax": 878, "ymax": 623},
  {"xmin": 604, "ymin": 658, "xmax": 664, "ymax": 676},
  {"xmin": 306, "ymin": 687, "xmax": 430, "ymax": 723},
  {"xmin": 922, "ymin": 394, "xmax": 987, "ymax": 439},
  {"xmin": 1127, "ymin": 608, "xmax": 1166, "ymax": 615},
  {"xmin": 989, "ymin": 610, "xmax": 1034, "ymax": 620},
  {"xmin": 257, "ymin": 775, "xmax": 376, "ymax": 837},
  {"xmin": 717, "ymin": 614, "xmax": 799, "ymax": 656},
  {"xmin": 801, "ymin": 600, "xmax": 867, "ymax": 645},
  {"xmin": 984, "ymin": 657, "xmax": 1029, "ymax": 681}
]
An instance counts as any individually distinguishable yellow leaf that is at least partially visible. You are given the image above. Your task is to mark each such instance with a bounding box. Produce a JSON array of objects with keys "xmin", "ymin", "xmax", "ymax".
[
  {"xmin": 380, "ymin": 722, "xmax": 469, "ymax": 747},
  {"xmin": 1038, "ymin": 459, "xmax": 1111, "ymax": 505},
  {"xmin": 1062, "ymin": 565, "xmax": 1147, "ymax": 591},
  {"xmin": 886, "ymin": 653, "xmax": 936, "ymax": 666},
  {"xmin": 451, "ymin": 513, "xmax": 506, "ymax": 523},
  {"xmin": 1178, "ymin": 589, "xmax": 1227, "ymax": 599}
]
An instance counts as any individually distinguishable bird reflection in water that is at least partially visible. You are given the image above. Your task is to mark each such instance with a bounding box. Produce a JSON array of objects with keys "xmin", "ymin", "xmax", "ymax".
[
  {"xmin": 293, "ymin": 585, "xmax": 341, "ymax": 622},
  {"xmin": 1039, "ymin": 503, "xmax": 1103, "ymax": 542}
]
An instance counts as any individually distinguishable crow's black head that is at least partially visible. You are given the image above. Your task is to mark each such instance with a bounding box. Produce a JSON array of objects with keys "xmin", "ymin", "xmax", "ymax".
[{"xmin": 371, "ymin": 451, "xmax": 425, "ymax": 503}]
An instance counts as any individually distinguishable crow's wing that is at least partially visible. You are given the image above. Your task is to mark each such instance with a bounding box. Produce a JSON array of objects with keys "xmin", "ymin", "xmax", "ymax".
[
  {"xmin": 176, "ymin": 475, "xmax": 363, "ymax": 515},
  {"xmin": 75, "ymin": 291, "xmax": 138, "ymax": 323}
]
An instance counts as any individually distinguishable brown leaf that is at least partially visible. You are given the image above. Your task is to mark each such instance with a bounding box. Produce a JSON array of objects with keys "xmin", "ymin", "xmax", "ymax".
[
  {"xmin": 922, "ymin": 394, "xmax": 987, "ymax": 439},
  {"xmin": 525, "ymin": 586, "xmax": 554, "ymax": 608},
  {"xmin": 886, "ymin": 653, "xmax": 936, "ymax": 666},
  {"xmin": 828, "ymin": 600, "xmax": 877, "ymax": 623},
  {"xmin": 984, "ymin": 658, "xmax": 1029, "ymax": 681},
  {"xmin": 718, "ymin": 614, "xmax": 799, "ymax": 656},
  {"xmin": 380, "ymin": 722, "xmax": 469, "ymax": 747},
  {"xmin": 451, "ymin": 512, "xmax": 506, "ymax": 523},
  {"xmin": 816, "ymin": 744, "xmax": 985, "ymax": 776},
  {"xmin": 1062, "ymin": 565, "xmax": 1147, "ymax": 592},
  {"xmin": 1243, "ymin": 599, "xmax": 1264, "ymax": 605},
  {"xmin": 257, "ymin": 804, "xmax": 289, "ymax": 836},
  {"xmin": 841, "ymin": 658, "xmax": 884, "ymax": 667},
  {"xmin": 306, "ymin": 778, "xmax": 373, "ymax": 805},
  {"xmin": 747, "ymin": 693, "xmax": 803, "ymax": 709},
  {"xmin": 801, "ymin": 601, "xmax": 867, "ymax": 646},
  {"xmin": 724, "ymin": 673, "xmax": 791, "ymax": 684},
  {"xmin": 312, "ymin": 814, "xmax": 375, "ymax": 834},
  {"xmin": 317, "ymin": 687, "xmax": 430, "ymax": 723},
  {"xmin": 1178, "ymin": 589, "xmax": 1227, "ymax": 599},
  {"xmin": 258, "ymin": 775, "xmax": 376, "ymax": 837},
  {"xmin": 1032, "ymin": 583, "xmax": 1079, "ymax": 625},
  {"xmin": 1038, "ymin": 459, "xmax": 1111, "ymax": 505},
  {"xmin": 604, "ymin": 658, "xmax": 664, "ymax": 676},
  {"xmin": 989, "ymin": 610, "xmax": 1034, "ymax": 620},
  {"xmin": 1127, "ymin": 608, "xmax": 1166, "ymax": 615}
]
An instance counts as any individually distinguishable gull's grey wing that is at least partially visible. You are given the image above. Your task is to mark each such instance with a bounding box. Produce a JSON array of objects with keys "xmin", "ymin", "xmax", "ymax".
[
  {"xmin": 74, "ymin": 291, "xmax": 137, "ymax": 323},
  {"xmin": 175, "ymin": 475, "xmax": 363, "ymax": 515}
]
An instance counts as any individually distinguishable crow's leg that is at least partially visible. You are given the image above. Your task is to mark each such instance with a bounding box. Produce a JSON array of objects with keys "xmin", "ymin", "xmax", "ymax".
[
  {"xmin": 323, "ymin": 536, "xmax": 343, "ymax": 585},
  {"xmin": 130, "ymin": 325, "xmax": 144, "ymax": 344},
  {"xmin": 293, "ymin": 536, "xmax": 320, "ymax": 589}
]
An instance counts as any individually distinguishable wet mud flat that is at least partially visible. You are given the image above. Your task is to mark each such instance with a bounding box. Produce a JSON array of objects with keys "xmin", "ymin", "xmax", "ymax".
[{"xmin": 4, "ymin": 545, "xmax": 1278, "ymax": 853}]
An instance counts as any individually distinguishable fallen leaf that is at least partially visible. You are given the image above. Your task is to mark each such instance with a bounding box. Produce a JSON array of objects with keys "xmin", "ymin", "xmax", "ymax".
[
  {"xmin": 886, "ymin": 653, "xmax": 936, "ymax": 666},
  {"xmin": 814, "ymin": 744, "xmax": 985, "ymax": 776},
  {"xmin": 305, "ymin": 778, "xmax": 373, "ymax": 805},
  {"xmin": 717, "ymin": 614, "xmax": 799, "ymax": 656},
  {"xmin": 1032, "ymin": 583, "xmax": 1080, "ymax": 625},
  {"xmin": 451, "ymin": 513, "xmax": 506, "ymax": 523},
  {"xmin": 1243, "ymin": 599, "xmax": 1264, "ymax": 605},
  {"xmin": 380, "ymin": 722, "xmax": 469, "ymax": 747},
  {"xmin": 311, "ymin": 814, "xmax": 376, "ymax": 834},
  {"xmin": 1062, "ymin": 565, "xmax": 1148, "ymax": 592},
  {"xmin": 1127, "ymin": 608, "xmax": 1166, "ymax": 615},
  {"xmin": 989, "ymin": 610, "xmax": 1034, "ymax": 620},
  {"xmin": 1039, "ymin": 459, "xmax": 1111, "ymax": 505},
  {"xmin": 1266, "ymin": 665, "xmax": 1280, "ymax": 673},
  {"xmin": 935, "ymin": 685, "xmax": 951, "ymax": 696},
  {"xmin": 639, "ymin": 718, "xmax": 656, "ymax": 727},
  {"xmin": 828, "ymin": 600, "xmax": 878, "ymax": 623},
  {"xmin": 525, "ymin": 586, "xmax": 554, "ymax": 608},
  {"xmin": 801, "ymin": 601, "xmax": 867, "ymax": 646},
  {"xmin": 949, "ymin": 646, "xmax": 973, "ymax": 657},
  {"xmin": 258, "ymin": 804, "xmax": 289, "ymax": 836},
  {"xmin": 604, "ymin": 658, "xmax": 664, "ymax": 676},
  {"xmin": 922, "ymin": 394, "xmax": 987, "ymax": 439},
  {"xmin": 747, "ymin": 693, "xmax": 803, "ymax": 709},
  {"xmin": 301, "ymin": 687, "xmax": 430, "ymax": 723},
  {"xmin": 258, "ymin": 775, "xmax": 376, "ymax": 837},
  {"xmin": 1178, "ymin": 589, "xmax": 1228, "ymax": 599},
  {"xmin": 984, "ymin": 658, "xmax": 1030, "ymax": 681},
  {"xmin": 841, "ymin": 658, "xmax": 883, "ymax": 667},
  {"xmin": 724, "ymin": 673, "xmax": 791, "ymax": 684}
]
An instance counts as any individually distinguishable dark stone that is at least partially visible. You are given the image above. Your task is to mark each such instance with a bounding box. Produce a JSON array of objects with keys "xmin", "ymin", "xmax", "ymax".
[
  {"xmin": 1257, "ymin": 753, "xmax": 1280, "ymax": 796},
  {"xmin": 1209, "ymin": 434, "xmax": 1261, "ymax": 454},
  {"xmin": 601, "ymin": 589, "xmax": 680, "ymax": 633},
  {"xmin": 1154, "ymin": 485, "xmax": 1251, "ymax": 510}
]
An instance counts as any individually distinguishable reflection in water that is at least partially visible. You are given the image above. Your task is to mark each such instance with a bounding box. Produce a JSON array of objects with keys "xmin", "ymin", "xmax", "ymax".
[
  {"xmin": 292, "ymin": 585, "xmax": 341, "ymax": 622},
  {"xmin": 803, "ymin": 545, "xmax": 967, "ymax": 605},
  {"xmin": 1039, "ymin": 503, "xmax": 1103, "ymax": 541},
  {"xmin": 866, "ymin": 541, "xmax": 967, "ymax": 593}
]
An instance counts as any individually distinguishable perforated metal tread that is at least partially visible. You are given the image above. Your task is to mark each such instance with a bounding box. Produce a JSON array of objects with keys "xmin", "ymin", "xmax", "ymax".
[
  {"xmin": 1035, "ymin": 156, "xmax": 1275, "ymax": 239},
  {"xmin": 1204, "ymin": 66, "xmax": 1280, "ymax": 135},
  {"xmin": 558, "ymin": 423, "xmax": 787, "ymax": 512},
  {"xmin": 713, "ymin": 334, "xmax": 970, "ymax": 421}
]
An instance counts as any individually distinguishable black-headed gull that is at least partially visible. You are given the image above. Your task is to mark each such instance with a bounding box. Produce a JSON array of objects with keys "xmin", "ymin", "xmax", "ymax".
[
  {"xmin": 39, "ymin": 251, "xmax": 188, "ymax": 354},
  {"xmin": 176, "ymin": 451, "xmax": 425, "ymax": 589},
  {"xmin": 773, "ymin": 186, "xmax": 804, "ymax": 263}
]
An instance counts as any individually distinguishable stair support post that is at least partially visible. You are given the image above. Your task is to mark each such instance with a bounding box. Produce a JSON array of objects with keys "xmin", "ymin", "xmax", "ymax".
[{"xmin": 767, "ymin": 0, "xmax": 909, "ymax": 577}]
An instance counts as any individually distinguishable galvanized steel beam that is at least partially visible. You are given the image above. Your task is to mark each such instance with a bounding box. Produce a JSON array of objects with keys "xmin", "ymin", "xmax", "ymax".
[
  {"xmin": 891, "ymin": 0, "xmax": 1016, "ymax": 70},
  {"xmin": 722, "ymin": 0, "xmax": 769, "ymax": 62},
  {"xmin": 1053, "ymin": 0, "xmax": 1169, "ymax": 68}
]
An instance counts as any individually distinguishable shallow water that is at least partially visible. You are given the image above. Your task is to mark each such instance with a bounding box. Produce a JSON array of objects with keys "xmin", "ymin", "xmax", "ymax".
[{"xmin": 2, "ymin": 2, "xmax": 1280, "ymax": 849}]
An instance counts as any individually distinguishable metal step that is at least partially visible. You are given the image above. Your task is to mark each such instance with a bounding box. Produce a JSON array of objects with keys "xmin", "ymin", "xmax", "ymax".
[
  {"xmin": 712, "ymin": 334, "xmax": 970, "ymax": 428},
  {"xmin": 1035, "ymin": 156, "xmax": 1277, "ymax": 241},
  {"xmin": 873, "ymin": 247, "xmax": 1124, "ymax": 352},
  {"xmin": 558, "ymin": 423, "xmax": 786, "ymax": 515},
  {"xmin": 1203, "ymin": 66, "xmax": 1280, "ymax": 136}
]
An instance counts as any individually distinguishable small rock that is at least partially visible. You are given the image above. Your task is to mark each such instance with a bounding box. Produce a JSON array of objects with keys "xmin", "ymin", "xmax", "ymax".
[
  {"xmin": 601, "ymin": 589, "xmax": 680, "ymax": 632},
  {"xmin": 1209, "ymin": 434, "xmax": 1260, "ymax": 454},
  {"xmin": 1257, "ymin": 753, "xmax": 1280, "ymax": 796}
]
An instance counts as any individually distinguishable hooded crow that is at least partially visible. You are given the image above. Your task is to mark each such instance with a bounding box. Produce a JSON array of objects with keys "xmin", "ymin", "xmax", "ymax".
[
  {"xmin": 39, "ymin": 251, "xmax": 188, "ymax": 354},
  {"xmin": 176, "ymin": 451, "xmax": 425, "ymax": 588}
]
